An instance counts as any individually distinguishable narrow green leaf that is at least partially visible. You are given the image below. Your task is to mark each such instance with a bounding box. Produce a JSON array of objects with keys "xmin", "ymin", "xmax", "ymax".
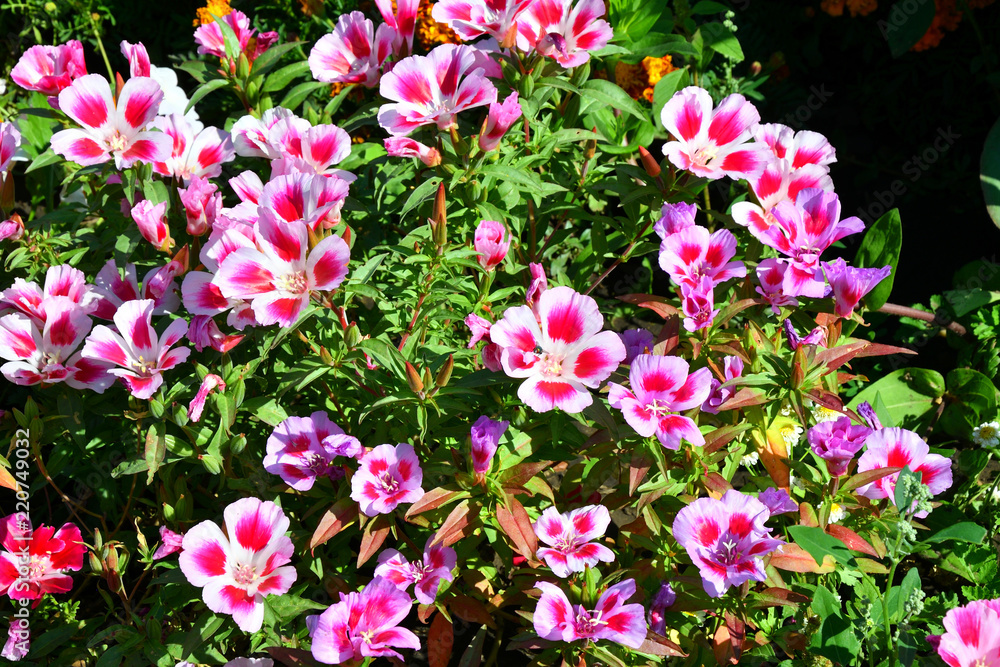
[
  {"xmin": 854, "ymin": 207, "xmax": 902, "ymax": 311},
  {"xmin": 185, "ymin": 79, "xmax": 230, "ymax": 114}
]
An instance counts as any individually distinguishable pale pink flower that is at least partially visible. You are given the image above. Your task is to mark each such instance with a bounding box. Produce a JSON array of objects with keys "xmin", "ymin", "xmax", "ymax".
[
  {"xmin": 474, "ymin": 219, "xmax": 509, "ymax": 270},
  {"xmin": 807, "ymin": 416, "xmax": 871, "ymax": 477},
  {"xmin": 653, "ymin": 201, "xmax": 696, "ymax": 240},
  {"xmin": 178, "ymin": 175, "xmax": 222, "ymax": 237},
  {"xmin": 1, "ymin": 122, "xmax": 22, "ymax": 174},
  {"xmin": 482, "ymin": 342, "xmax": 502, "ymax": 371},
  {"xmin": 934, "ymin": 599, "xmax": 1000, "ymax": 667},
  {"xmin": 470, "ymin": 415, "xmax": 508, "ymax": 474},
  {"xmin": 672, "ymin": 490, "xmax": 784, "ymax": 597},
  {"xmin": 0, "ymin": 216, "xmax": 24, "ymax": 243},
  {"xmin": 375, "ymin": 537, "xmax": 457, "ymax": 604},
  {"xmin": 91, "ymin": 259, "xmax": 181, "ymax": 318},
  {"xmin": 525, "ymin": 262, "xmax": 547, "ymax": 316},
  {"xmin": 376, "ymin": 0, "xmax": 420, "ymax": 55},
  {"xmin": 378, "ymin": 44, "xmax": 502, "ymax": 136},
  {"xmin": 731, "ymin": 159, "xmax": 833, "ymax": 236},
  {"xmin": 432, "ymin": 0, "xmax": 535, "ymax": 42},
  {"xmin": 534, "ymin": 505, "xmax": 614, "ymax": 577},
  {"xmin": 213, "ymin": 212, "xmax": 351, "ymax": 327},
  {"xmin": 351, "ymin": 443, "xmax": 425, "ymax": 516},
  {"xmin": 0, "ymin": 513, "xmax": 85, "ymax": 603},
  {"xmin": 2, "ymin": 617, "xmax": 28, "ymax": 661},
  {"xmin": 308, "ymin": 11, "xmax": 396, "ymax": 88},
  {"xmin": 755, "ymin": 258, "xmax": 798, "ymax": 315},
  {"xmin": 50, "ymin": 74, "xmax": 171, "ymax": 169},
  {"xmin": 152, "ymin": 526, "xmax": 185, "ymax": 560},
  {"xmin": 515, "ymin": 0, "xmax": 613, "ymax": 68},
  {"xmin": 268, "ymin": 124, "xmax": 354, "ymax": 178},
  {"xmin": 187, "ymin": 315, "xmax": 245, "ymax": 353},
  {"xmin": 264, "ymin": 412, "xmax": 363, "ymax": 491},
  {"xmin": 120, "ymin": 40, "xmax": 151, "ymax": 78},
  {"xmin": 230, "ymin": 108, "xmax": 298, "ymax": 159},
  {"xmin": 150, "ymin": 114, "xmax": 235, "ymax": 182},
  {"xmin": 194, "ymin": 10, "xmax": 255, "ymax": 59},
  {"xmin": 80, "ymin": 299, "xmax": 190, "ymax": 399},
  {"xmin": 384, "ymin": 137, "xmax": 442, "ymax": 167},
  {"xmin": 754, "ymin": 123, "xmax": 836, "ymax": 171},
  {"xmin": 489, "ymin": 286, "xmax": 626, "ymax": 413},
  {"xmin": 533, "ymin": 579, "xmax": 647, "ymax": 648},
  {"xmin": 188, "ymin": 373, "xmax": 226, "ymax": 423},
  {"xmin": 306, "ymin": 577, "xmax": 420, "ymax": 663},
  {"xmin": 822, "ymin": 258, "xmax": 892, "ymax": 318},
  {"xmin": 660, "ymin": 86, "xmax": 769, "ymax": 181},
  {"xmin": 608, "ymin": 354, "xmax": 712, "ymax": 449},
  {"xmin": 465, "ymin": 313, "xmax": 492, "ymax": 347},
  {"xmin": 855, "ymin": 427, "xmax": 953, "ymax": 517},
  {"xmin": 701, "ymin": 355, "xmax": 744, "ymax": 414},
  {"xmin": 658, "ymin": 225, "xmax": 745, "ymax": 289},
  {"xmin": 478, "ymin": 91, "xmax": 521, "ymax": 151},
  {"xmin": 10, "ymin": 41, "xmax": 87, "ymax": 102},
  {"xmin": 131, "ymin": 199, "xmax": 172, "ymax": 251},
  {"xmin": 0, "ymin": 264, "xmax": 96, "ymax": 325},
  {"xmin": 178, "ymin": 498, "xmax": 297, "ymax": 633}
]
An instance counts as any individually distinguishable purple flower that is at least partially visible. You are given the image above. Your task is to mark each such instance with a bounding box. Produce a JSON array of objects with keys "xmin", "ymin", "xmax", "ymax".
[
  {"xmin": 807, "ymin": 416, "xmax": 871, "ymax": 477},
  {"xmin": 533, "ymin": 579, "xmax": 647, "ymax": 648},
  {"xmin": 681, "ymin": 278, "xmax": 719, "ymax": 332},
  {"xmin": 701, "ymin": 355, "xmax": 744, "ymax": 414},
  {"xmin": 856, "ymin": 401, "xmax": 882, "ymax": 430},
  {"xmin": 822, "ymin": 258, "xmax": 892, "ymax": 318},
  {"xmin": 533, "ymin": 505, "xmax": 615, "ymax": 578},
  {"xmin": 2, "ymin": 618, "xmax": 28, "ymax": 661},
  {"xmin": 648, "ymin": 582, "xmax": 676, "ymax": 635},
  {"xmin": 620, "ymin": 328, "xmax": 654, "ymax": 364},
  {"xmin": 758, "ymin": 487, "xmax": 798, "ymax": 515},
  {"xmin": 374, "ymin": 536, "xmax": 457, "ymax": 604},
  {"xmin": 152, "ymin": 526, "xmax": 184, "ymax": 560},
  {"xmin": 654, "ymin": 202, "xmax": 696, "ymax": 241},
  {"xmin": 672, "ymin": 490, "xmax": 784, "ymax": 598},
  {"xmin": 263, "ymin": 412, "xmax": 363, "ymax": 491},
  {"xmin": 470, "ymin": 415, "xmax": 509, "ymax": 474},
  {"xmin": 783, "ymin": 319, "xmax": 825, "ymax": 350},
  {"xmin": 351, "ymin": 443, "xmax": 425, "ymax": 516}
]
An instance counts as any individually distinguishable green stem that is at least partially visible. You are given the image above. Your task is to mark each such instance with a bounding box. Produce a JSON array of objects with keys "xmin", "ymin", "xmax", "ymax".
[
  {"xmin": 881, "ymin": 528, "xmax": 906, "ymax": 664},
  {"xmin": 89, "ymin": 12, "xmax": 115, "ymax": 83}
]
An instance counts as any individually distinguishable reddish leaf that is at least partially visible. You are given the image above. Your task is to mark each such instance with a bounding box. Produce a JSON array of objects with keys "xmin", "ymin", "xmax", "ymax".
[
  {"xmin": 841, "ymin": 466, "xmax": 903, "ymax": 493},
  {"xmin": 639, "ymin": 633, "xmax": 686, "ymax": 657},
  {"xmin": 702, "ymin": 423, "xmax": 754, "ymax": 455},
  {"xmin": 827, "ymin": 524, "xmax": 880, "ymax": 557},
  {"xmin": 716, "ymin": 297, "xmax": 765, "ymax": 327},
  {"xmin": 428, "ymin": 611, "xmax": 454, "ymax": 667},
  {"xmin": 759, "ymin": 431, "xmax": 790, "ymax": 490},
  {"xmin": 803, "ymin": 390, "xmax": 845, "ymax": 413},
  {"xmin": 357, "ymin": 514, "xmax": 391, "ymax": 567},
  {"xmin": 717, "ymin": 388, "xmax": 768, "ymax": 412},
  {"xmin": 431, "ymin": 499, "xmax": 478, "ymax": 547},
  {"xmin": 418, "ymin": 603, "xmax": 436, "ymax": 624},
  {"xmin": 499, "ymin": 461, "xmax": 553, "ymax": 489},
  {"xmin": 769, "ymin": 544, "xmax": 835, "ymax": 573},
  {"xmin": 496, "ymin": 496, "xmax": 538, "ymax": 559},
  {"xmin": 750, "ymin": 587, "xmax": 810, "ymax": 610},
  {"xmin": 0, "ymin": 466, "xmax": 17, "ymax": 492},
  {"xmin": 449, "ymin": 595, "xmax": 497, "ymax": 629},
  {"xmin": 629, "ymin": 450, "xmax": 652, "ymax": 496},
  {"xmin": 618, "ymin": 293, "xmax": 681, "ymax": 319},
  {"xmin": 702, "ymin": 472, "xmax": 733, "ymax": 498},
  {"xmin": 815, "ymin": 340, "xmax": 916, "ymax": 373},
  {"xmin": 713, "ymin": 616, "xmax": 742, "ymax": 665},
  {"xmin": 853, "ymin": 342, "xmax": 918, "ymax": 358},
  {"xmin": 654, "ymin": 314, "xmax": 680, "ymax": 356},
  {"xmin": 310, "ymin": 497, "xmax": 358, "ymax": 553},
  {"xmin": 406, "ymin": 486, "xmax": 467, "ymax": 520},
  {"xmin": 799, "ymin": 502, "xmax": 819, "ymax": 528}
]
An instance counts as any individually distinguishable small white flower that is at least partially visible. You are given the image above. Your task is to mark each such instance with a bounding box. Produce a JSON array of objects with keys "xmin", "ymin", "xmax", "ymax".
[
  {"xmin": 973, "ymin": 421, "xmax": 1000, "ymax": 448},
  {"xmin": 740, "ymin": 451, "xmax": 759, "ymax": 467},
  {"xmin": 0, "ymin": 78, "xmax": 7, "ymax": 96},
  {"xmin": 828, "ymin": 503, "xmax": 846, "ymax": 524},
  {"xmin": 780, "ymin": 423, "xmax": 803, "ymax": 450},
  {"xmin": 811, "ymin": 405, "xmax": 840, "ymax": 424},
  {"xmin": 990, "ymin": 485, "xmax": 1000, "ymax": 504},
  {"xmin": 789, "ymin": 471, "xmax": 805, "ymax": 490}
]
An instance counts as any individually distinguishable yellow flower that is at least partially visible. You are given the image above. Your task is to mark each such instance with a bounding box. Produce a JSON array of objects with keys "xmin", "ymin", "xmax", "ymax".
[
  {"xmin": 416, "ymin": 0, "xmax": 461, "ymax": 49},
  {"xmin": 194, "ymin": 0, "xmax": 232, "ymax": 26},
  {"xmin": 642, "ymin": 55, "xmax": 676, "ymax": 103}
]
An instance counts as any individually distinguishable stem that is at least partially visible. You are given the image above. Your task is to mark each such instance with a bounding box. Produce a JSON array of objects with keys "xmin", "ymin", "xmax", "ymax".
[
  {"xmin": 877, "ymin": 302, "xmax": 968, "ymax": 337},
  {"xmin": 881, "ymin": 528, "xmax": 906, "ymax": 664},
  {"xmin": 89, "ymin": 12, "xmax": 115, "ymax": 82}
]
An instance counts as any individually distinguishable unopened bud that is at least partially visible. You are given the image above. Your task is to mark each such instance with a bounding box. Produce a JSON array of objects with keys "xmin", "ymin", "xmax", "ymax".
[
  {"xmin": 433, "ymin": 182, "xmax": 447, "ymax": 228},
  {"xmin": 639, "ymin": 146, "xmax": 661, "ymax": 178},
  {"xmin": 171, "ymin": 244, "xmax": 190, "ymax": 274},
  {"xmin": 344, "ymin": 324, "xmax": 361, "ymax": 348},
  {"xmin": 749, "ymin": 61, "xmax": 762, "ymax": 76},
  {"xmin": 236, "ymin": 53, "xmax": 251, "ymax": 80},
  {"xmin": 421, "ymin": 365, "xmax": 433, "ymax": 389},
  {"xmin": 88, "ymin": 551, "xmax": 103, "ymax": 574},
  {"xmin": 0, "ymin": 176, "xmax": 15, "ymax": 212},
  {"xmin": 115, "ymin": 72, "xmax": 125, "ymax": 101},
  {"xmin": 435, "ymin": 354, "xmax": 454, "ymax": 387},
  {"xmin": 405, "ymin": 361, "xmax": 424, "ymax": 393},
  {"xmin": 584, "ymin": 130, "xmax": 597, "ymax": 161},
  {"xmin": 319, "ymin": 346, "xmax": 334, "ymax": 365}
]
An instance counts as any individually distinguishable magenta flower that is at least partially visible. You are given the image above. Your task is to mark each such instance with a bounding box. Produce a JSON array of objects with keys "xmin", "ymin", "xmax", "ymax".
[
  {"xmin": 526, "ymin": 262, "xmax": 548, "ymax": 315},
  {"xmin": 701, "ymin": 355, "xmax": 744, "ymax": 414},
  {"xmin": 376, "ymin": 0, "xmax": 420, "ymax": 55},
  {"xmin": 432, "ymin": 0, "xmax": 535, "ymax": 42},
  {"xmin": 533, "ymin": 505, "xmax": 615, "ymax": 577},
  {"xmin": 754, "ymin": 123, "xmax": 836, "ymax": 171},
  {"xmin": 187, "ymin": 315, "xmax": 245, "ymax": 354},
  {"xmin": 188, "ymin": 373, "xmax": 226, "ymax": 423},
  {"xmin": 653, "ymin": 201, "xmax": 696, "ymax": 240},
  {"xmin": 672, "ymin": 490, "xmax": 784, "ymax": 598},
  {"xmin": 807, "ymin": 416, "xmax": 872, "ymax": 477},
  {"xmin": 474, "ymin": 219, "xmax": 510, "ymax": 270},
  {"xmin": 1, "ymin": 122, "xmax": 22, "ymax": 174},
  {"xmin": 374, "ymin": 536, "xmax": 457, "ymax": 604},
  {"xmin": 660, "ymin": 87, "xmax": 769, "ymax": 181},
  {"xmin": 479, "ymin": 92, "xmax": 522, "ymax": 152},
  {"xmin": 647, "ymin": 582, "xmax": 676, "ymax": 635},
  {"xmin": 80, "ymin": 299, "xmax": 190, "ymax": 399},
  {"xmin": 465, "ymin": 313, "xmax": 492, "ymax": 347},
  {"xmin": 131, "ymin": 200, "xmax": 172, "ymax": 251},
  {"xmin": 91, "ymin": 259, "xmax": 181, "ymax": 318},
  {"xmin": 179, "ymin": 498, "xmax": 297, "ymax": 633},
  {"xmin": 258, "ymin": 173, "xmax": 350, "ymax": 232},
  {"xmin": 1, "ymin": 264, "xmax": 96, "ymax": 324},
  {"xmin": 731, "ymin": 158, "xmax": 832, "ymax": 236},
  {"xmin": 351, "ymin": 443, "xmax": 425, "ymax": 516},
  {"xmin": 783, "ymin": 319, "xmax": 826, "ymax": 350},
  {"xmin": 120, "ymin": 40, "xmax": 151, "ymax": 78},
  {"xmin": 308, "ymin": 11, "xmax": 395, "ymax": 88},
  {"xmin": 213, "ymin": 212, "xmax": 351, "ymax": 328},
  {"xmin": 10, "ymin": 41, "xmax": 87, "ymax": 101},
  {"xmin": 264, "ymin": 411, "xmax": 363, "ymax": 491},
  {"xmin": 384, "ymin": 137, "xmax": 442, "ymax": 166},
  {"xmin": 194, "ymin": 10, "xmax": 260, "ymax": 59},
  {"xmin": 471, "ymin": 415, "xmax": 509, "ymax": 474},
  {"xmin": 306, "ymin": 576, "xmax": 420, "ymax": 664},
  {"xmin": 855, "ymin": 428, "xmax": 953, "ymax": 517},
  {"xmin": 758, "ymin": 488, "xmax": 798, "ymax": 515},
  {"xmin": 378, "ymin": 44, "xmax": 502, "ymax": 136},
  {"xmin": 608, "ymin": 354, "xmax": 712, "ymax": 449},
  {"xmin": 150, "ymin": 114, "xmax": 235, "ymax": 182},
  {"xmin": 755, "ymin": 258, "xmax": 799, "ymax": 315},
  {"xmin": 934, "ymin": 599, "xmax": 1000, "ymax": 667},
  {"xmin": 533, "ymin": 579, "xmax": 647, "ymax": 648},
  {"xmin": 822, "ymin": 258, "xmax": 892, "ymax": 318},
  {"xmin": 50, "ymin": 74, "xmax": 170, "ymax": 169},
  {"xmin": 2, "ymin": 617, "xmax": 28, "ymax": 661},
  {"xmin": 152, "ymin": 526, "xmax": 185, "ymax": 560},
  {"xmin": 681, "ymin": 278, "xmax": 719, "ymax": 333},
  {"xmin": 0, "ymin": 514, "xmax": 85, "ymax": 604},
  {"xmin": 620, "ymin": 328, "xmax": 653, "ymax": 364},
  {"xmin": 489, "ymin": 286, "xmax": 626, "ymax": 413},
  {"xmin": 516, "ymin": 0, "xmax": 614, "ymax": 68},
  {"xmin": 0, "ymin": 216, "xmax": 24, "ymax": 243},
  {"xmin": 658, "ymin": 225, "xmax": 746, "ymax": 289},
  {"xmin": 178, "ymin": 175, "xmax": 222, "ymax": 237},
  {"xmin": 482, "ymin": 342, "xmax": 502, "ymax": 371}
]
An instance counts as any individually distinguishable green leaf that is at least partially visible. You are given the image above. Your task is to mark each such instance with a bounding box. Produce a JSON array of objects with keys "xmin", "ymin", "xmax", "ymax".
[
  {"xmin": 356, "ymin": 337, "xmax": 407, "ymax": 380},
  {"xmin": 921, "ymin": 521, "xmax": 987, "ymax": 545},
  {"xmin": 847, "ymin": 368, "xmax": 945, "ymax": 430},
  {"xmin": 261, "ymin": 60, "xmax": 311, "ymax": 93},
  {"xmin": 211, "ymin": 12, "xmax": 242, "ymax": 61},
  {"xmin": 888, "ymin": 567, "xmax": 920, "ymax": 623},
  {"xmin": 185, "ymin": 79, "xmax": 230, "ymax": 114},
  {"xmin": 249, "ymin": 41, "xmax": 302, "ymax": 78},
  {"xmin": 810, "ymin": 586, "xmax": 860, "ymax": 664},
  {"xmin": 885, "ymin": 0, "xmax": 936, "ymax": 58},
  {"xmin": 691, "ymin": 0, "xmax": 730, "ymax": 13},
  {"xmin": 278, "ymin": 81, "xmax": 331, "ymax": 111},
  {"xmin": 981, "ymin": 115, "xmax": 1000, "ymax": 229},
  {"xmin": 144, "ymin": 421, "xmax": 167, "ymax": 485},
  {"xmin": 579, "ymin": 79, "xmax": 649, "ymax": 122},
  {"xmin": 788, "ymin": 525, "xmax": 855, "ymax": 567},
  {"xmin": 400, "ymin": 176, "xmax": 442, "ymax": 220},
  {"xmin": 854, "ymin": 207, "xmax": 902, "ymax": 311},
  {"xmin": 701, "ymin": 22, "xmax": 744, "ymax": 62},
  {"xmin": 893, "ymin": 465, "xmax": 922, "ymax": 515},
  {"xmin": 652, "ymin": 69, "xmax": 688, "ymax": 131},
  {"xmin": 939, "ymin": 368, "xmax": 998, "ymax": 439},
  {"xmin": 265, "ymin": 594, "xmax": 328, "ymax": 625},
  {"xmin": 25, "ymin": 149, "xmax": 62, "ymax": 173}
]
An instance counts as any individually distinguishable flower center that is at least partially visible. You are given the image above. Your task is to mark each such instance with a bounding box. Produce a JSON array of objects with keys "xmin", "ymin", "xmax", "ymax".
[
  {"xmin": 411, "ymin": 561, "xmax": 428, "ymax": 582},
  {"xmin": 715, "ymin": 533, "xmax": 746, "ymax": 567},
  {"xmin": 275, "ymin": 271, "xmax": 308, "ymax": 295},
  {"xmin": 574, "ymin": 610, "xmax": 605, "ymax": 637},
  {"xmin": 379, "ymin": 470, "xmax": 399, "ymax": 493},
  {"xmin": 108, "ymin": 131, "xmax": 129, "ymax": 153},
  {"xmin": 538, "ymin": 352, "xmax": 563, "ymax": 378},
  {"xmin": 553, "ymin": 532, "xmax": 584, "ymax": 553},
  {"xmin": 26, "ymin": 555, "xmax": 50, "ymax": 579},
  {"xmin": 132, "ymin": 355, "xmax": 153, "ymax": 375},
  {"xmin": 233, "ymin": 563, "xmax": 257, "ymax": 586},
  {"xmin": 647, "ymin": 399, "xmax": 674, "ymax": 418},
  {"xmin": 692, "ymin": 144, "xmax": 720, "ymax": 167},
  {"xmin": 305, "ymin": 453, "xmax": 330, "ymax": 475},
  {"xmin": 359, "ymin": 628, "xmax": 376, "ymax": 645}
]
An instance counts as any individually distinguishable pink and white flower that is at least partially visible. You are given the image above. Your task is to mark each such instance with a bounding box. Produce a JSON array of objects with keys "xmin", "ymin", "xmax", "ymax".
[
  {"xmin": 470, "ymin": 414, "xmax": 509, "ymax": 474},
  {"xmin": 384, "ymin": 137, "xmax": 442, "ymax": 166},
  {"xmin": 188, "ymin": 373, "xmax": 226, "ymax": 423},
  {"xmin": 608, "ymin": 354, "xmax": 712, "ymax": 449},
  {"xmin": 730, "ymin": 158, "xmax": 833, "ymax": 235},
  {"xmin": 934, "ymin": 599, "xmax": 1000, "ymax": 667},
  {"xmin": 755, "ymin": 258, "xmax": 798, "ymax": 315},
  {"xmin": 2, "ymin": 617, "xmax": 28, "ymax": 661},
  {"xmin": 231, "ymin": 108, "xmax": 299, "ymax": 159},
  {"xmin": 701, "ymin": 355, "xmax": 745, "ymax": 414},
  {"xmin": 478, "ymin": 91, "xmax": 522, "ymax": 152},
  {"xmin": 178, "ymin": 175, "xmax": 222, "ymax": 237},
  {"xmin": 264, "ymin": 411, "xmax": 363, "ymax": 491},
  {"xmin": 187, "ymin": 315, "xmax": 245, "ymax": 353},
  {"xmin": 533, "ymin": 579, "xmax": 647, "ymax": 648},
  {"xmin": 672, "ymin": 489, "xmax": 784, "ymax": 597},
  {"xmin": 268, "ymin": 123, "xmax": 353, "ymax": 178},
  {"xmin": 376, "ymin": 0, "xmax": 420, "ymax": 55},
  {"xmin": 178, "ymin": 498, "xmax": 297, "ymax": 633},
  {"xmin": 50, "ymin": 74, "xmax": 171, "ymax": 169},
  {"xmin": 351, "ymin": 443, "xmax": 425, "ymax": 516},
  {"xmin": 213, "ymin": 212, "xmax": 350, "ymax": 327},
  {"xmin": 0, "ymin": 513, "xmax": 85, "ymax": 604},
  {"xmin": 474, "ymin": 219, "xmax": 510, "ymax": 270},
  {"xmin": 489, "ymin": 286, "xmax": 626, "ymax": 413},
  {"xmin": 131, "ymin": 199, "xmax": 172, "ymax": 251},
  {"xmin": 681, "ymin": 278, "xmax": 719, "ymax": 333},
  {"xmin": 515, "ymin": 0, "xmax": 613, "ymax": 68},
  {"xmin": 375, "ymin": 537, "xmax": 457, "ymax": 604},
  {"xmin": 754, "ymin": 123, "xmax": 836, "ymax": 172},
  {"xmin": 120, "ymin": 40, "xmax": 151, "ymax": 78},
  {"xmin": 80, "ymin": 299, "xmax": 190, "ymax": 399},
  {"xmin": 660, "ymin": 87, "xmax": 769, "ymax": 181},
  {"xmin": 150, "ymin": 114, "xmax": 235, "ymax": 182},
  {"xmin": 0, "ymin": 264, "xmax": 96, "ymax": 325},
  {"xmin": 306, "ymin": 577, "xmax": 420, "ymax": 664},
  {"xmin": 152, "ymin": 526, "xmax": 185, "ymax": 560},
  {"xmin": 257, "ymin": 172, "xmax": 350, "ymax": 232},
  {"xmin": 822, "ymin": 258, "xmax": 892, "ymax": 318},
  {"xmin": 658, "ymin": 225, "xmax": 745, "ymax": 289},
  {"xmin": 194, "ymin": 11, "xmax": 257, "ymax": 60},
  {"xmin": 308, "ymin": 11, "xmax": 395, "ymax": 88},
  {"xmin": 432, "ymin": 0, "xmax": 535, "ymax": 43},
  {"xmin": 91, "ymin": 259, "xmax": 181, "ymax": 318},
  {"xmin": 378, "ymin": 44, "xmax": 502, "ymax": 136},
  {"xmin": 855, "ymin": 427, "xmax": 953, "ymax": 517},
  {"xmin": 534, "ymin": 505, "xmax": 615, "ymax": 577},
  {"xmin": 10, "ymin": 41, "xmax": 87, "ymax": 101},
  {"xmin": 465, "ymin": 313, "xmax": 492, "ymax": 347},
  {"xmin": 1, "ymin": 122, "xmax": 22, "ymax": 175},
  {"xmin": 0, "ymin": 216, "xmax": 24, "ymax": 243}
]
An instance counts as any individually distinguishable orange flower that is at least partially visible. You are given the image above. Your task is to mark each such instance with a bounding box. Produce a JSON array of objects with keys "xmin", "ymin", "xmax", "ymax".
[
  {"xmin": 643, "ymin": 55, "xmax": 676, "ymax": 102},
  {"xmin": 614, "ymin": 61, "xmax": 647, "ymax": 101},
  {"xmin": 845, "ymin": 0, "xmax": 877, "ymax": 16},
  {"xmin": 194, "ymin": 0, "xmax": 232, "ymax": 26},
  {"xmin": 416, "ymin": 0, "xmax": 461, "ymax": 49},
  {"xmin": 912, "ymin": 0, "xmax": 962, "ymax": 51},
  {"xmin": 820, "ymin": 0, "xmax": 845, "ymax": 17}
]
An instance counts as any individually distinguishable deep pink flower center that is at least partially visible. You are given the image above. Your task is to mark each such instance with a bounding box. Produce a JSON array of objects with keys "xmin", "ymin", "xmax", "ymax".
[
  {"xmin": 233, "ymin": 563, "xmax": 258, "ymax": 586},
  {"xmin": 573, "ymin": 609, "xmax": 606, "ymax": 638},
  {"xmin": 378, "ymin": 470, "xmax": 399, "ymax": 493}
]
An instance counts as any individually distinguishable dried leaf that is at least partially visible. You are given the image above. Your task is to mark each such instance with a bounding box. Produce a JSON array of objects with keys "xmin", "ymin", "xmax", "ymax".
[
  {"xmin": 428, "ymin": 612, "xmax": 454, "ymax": 667},
  {"xmin": 357, "ymin": 514, "xmax": 391, "ymax": 567}
]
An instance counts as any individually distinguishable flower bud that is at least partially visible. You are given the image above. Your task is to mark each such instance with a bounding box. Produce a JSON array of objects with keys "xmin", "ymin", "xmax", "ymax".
[
  {"xmin": 435, "ymin": 354, "xmax": 454, "ymax": 387},
  {"xmin": 405, "ymin": 361, "xmax": 424, "ymax": 393},
  {"xmin": 639, "ymin": 146, "xmax": 661, "ymax": 178},
  {"xmin": 474, "ymin": 220, "xmax": 509, "ymax": 270}
]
